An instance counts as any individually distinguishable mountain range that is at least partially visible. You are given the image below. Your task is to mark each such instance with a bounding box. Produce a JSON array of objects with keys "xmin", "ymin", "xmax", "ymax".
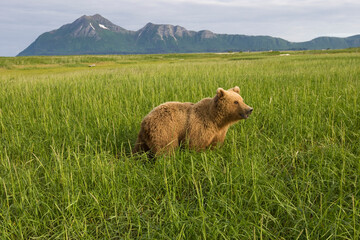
[{"xmin": 18, "ymin": 14, "xmax": 360, "ymax": 56}]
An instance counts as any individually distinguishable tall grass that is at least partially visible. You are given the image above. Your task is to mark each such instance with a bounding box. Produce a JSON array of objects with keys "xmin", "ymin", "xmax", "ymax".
[{"xmin": 0, "ymin": 51, "xmax": 359, "ymax": 239}]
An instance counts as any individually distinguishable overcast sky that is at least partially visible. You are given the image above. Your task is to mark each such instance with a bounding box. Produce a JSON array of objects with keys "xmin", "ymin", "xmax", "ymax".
[{"xmin": 1, "ymin": 0, "xmax": 359, "ymax": 56}]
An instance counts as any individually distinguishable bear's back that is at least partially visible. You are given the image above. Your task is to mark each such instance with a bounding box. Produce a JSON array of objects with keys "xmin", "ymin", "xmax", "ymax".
[
  {"xmin": 146, "ymin": 101, "xmax": 192, "ymax": 118},
  {"xmin": 141, "ymin": 101, "xmax": 193, "ymax": 133}
]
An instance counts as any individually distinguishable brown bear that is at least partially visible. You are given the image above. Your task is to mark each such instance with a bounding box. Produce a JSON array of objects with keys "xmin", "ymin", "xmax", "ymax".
[{"xmin": 133, "ymin": 86, "xmax": 253, "ymax": 156}]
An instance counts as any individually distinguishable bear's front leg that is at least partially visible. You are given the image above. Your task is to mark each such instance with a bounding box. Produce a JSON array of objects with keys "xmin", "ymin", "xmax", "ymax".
[
  {"xmin": 210, "ymin": 127, "xmax": 229, "ymax": 148},
  {"xmin": 188, "ymin": 133, "xmax": 216, "ymax": 151}
]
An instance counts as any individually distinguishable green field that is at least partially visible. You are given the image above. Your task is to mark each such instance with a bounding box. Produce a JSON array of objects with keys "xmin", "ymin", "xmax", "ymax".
[{"xmin": 1, "ymin": 49, "xmax": 359, "ymax": 239}]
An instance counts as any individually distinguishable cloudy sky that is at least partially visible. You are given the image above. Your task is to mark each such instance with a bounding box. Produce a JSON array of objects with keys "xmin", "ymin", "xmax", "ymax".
[{"xmin": 1, "ymin": 0, "xmax": 359, "ymax": 56}]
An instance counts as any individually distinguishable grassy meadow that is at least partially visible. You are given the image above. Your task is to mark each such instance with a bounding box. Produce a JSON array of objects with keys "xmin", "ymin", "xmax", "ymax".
[{"xmin": 0, "ymin": 49, "xmax": 359, "ymax": 239}]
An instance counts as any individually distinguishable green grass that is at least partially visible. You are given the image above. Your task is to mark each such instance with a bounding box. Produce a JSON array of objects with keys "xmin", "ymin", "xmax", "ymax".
[{"xmin": 0, "ymin": 49, "xmax": 359, "ymax": 239}]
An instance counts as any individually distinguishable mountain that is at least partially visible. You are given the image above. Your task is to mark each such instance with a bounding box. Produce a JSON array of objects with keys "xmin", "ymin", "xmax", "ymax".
[{"xmin": 17, "ymin": 14, "xmax": 360, "ymax": 56}]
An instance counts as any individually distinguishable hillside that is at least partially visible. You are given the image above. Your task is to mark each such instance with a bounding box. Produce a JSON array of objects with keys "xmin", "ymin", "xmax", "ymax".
[{"xmin": 17, "ymin": 14, "xmax": 360, "ymax": 56}]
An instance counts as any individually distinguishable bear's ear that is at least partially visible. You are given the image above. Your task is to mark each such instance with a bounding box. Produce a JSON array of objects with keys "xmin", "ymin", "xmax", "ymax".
[
  {"xmin": 216, "ymin": 88, "xmax": 226, "ymax": 98},
  {"xmin": 232, "ymin": 86, "xmax": 240, "ymax": 94}
]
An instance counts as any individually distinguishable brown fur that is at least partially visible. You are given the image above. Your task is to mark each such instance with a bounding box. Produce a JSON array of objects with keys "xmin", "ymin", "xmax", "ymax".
[{"xmin": 133, "ymin": 86, "xmax": 253, "ymax": 156}]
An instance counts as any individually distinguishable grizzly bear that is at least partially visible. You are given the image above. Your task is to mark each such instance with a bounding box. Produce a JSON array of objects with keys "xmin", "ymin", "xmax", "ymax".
[{"xmin": 133, "ymin": 86, "xmax": 253, "ymax": 156}]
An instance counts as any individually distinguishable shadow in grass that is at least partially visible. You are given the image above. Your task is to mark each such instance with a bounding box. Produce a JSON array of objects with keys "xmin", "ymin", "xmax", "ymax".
[{"xmin": 228, "ymin": 57, "xmax": 264, "ymax": 61}]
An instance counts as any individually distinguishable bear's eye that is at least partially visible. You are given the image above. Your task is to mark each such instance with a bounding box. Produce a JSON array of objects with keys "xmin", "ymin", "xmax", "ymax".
[{"xmin": 234, "ymin": 101, "xmax": 239, "ymax": 104}]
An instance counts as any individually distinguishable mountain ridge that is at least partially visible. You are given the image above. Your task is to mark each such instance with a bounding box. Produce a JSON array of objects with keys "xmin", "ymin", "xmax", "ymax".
[{"xmin": 18, "ymin": 14, "xmax": 360, "ymax": 56}]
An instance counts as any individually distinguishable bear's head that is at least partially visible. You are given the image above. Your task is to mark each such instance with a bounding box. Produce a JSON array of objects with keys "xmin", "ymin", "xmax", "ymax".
[{"xmin": 215, "ymin": 86, "xmax": 253, "ymax": 121}]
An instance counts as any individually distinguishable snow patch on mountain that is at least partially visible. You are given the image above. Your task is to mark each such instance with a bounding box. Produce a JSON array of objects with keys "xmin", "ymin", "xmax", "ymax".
[{"xmin": 99, "ymin": 24, "xmax": 109, "ymax": 30}]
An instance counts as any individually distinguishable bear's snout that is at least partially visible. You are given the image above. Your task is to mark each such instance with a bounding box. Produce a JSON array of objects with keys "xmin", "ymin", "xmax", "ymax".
[{"xmin": 240, "ymin": 107, "xmax": 253, "ymax": 119}]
